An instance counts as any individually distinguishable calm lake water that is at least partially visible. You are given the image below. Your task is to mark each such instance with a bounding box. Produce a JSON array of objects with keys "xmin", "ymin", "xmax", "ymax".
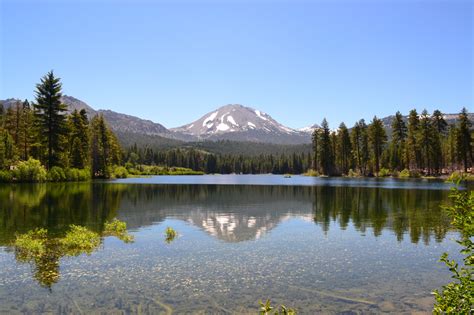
[{"xmin": 0, "ymin": 175, "xmax": 465, "ymax": 314}]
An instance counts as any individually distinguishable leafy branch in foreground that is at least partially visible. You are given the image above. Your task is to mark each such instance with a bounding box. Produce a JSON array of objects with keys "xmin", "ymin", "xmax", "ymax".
[{"xmin": 432, "ymin": 176, "xmax": 473, "ymax": 313}]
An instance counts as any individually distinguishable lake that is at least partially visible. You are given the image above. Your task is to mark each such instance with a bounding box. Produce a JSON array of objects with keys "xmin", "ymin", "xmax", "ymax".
[{"xmin": 0, "ymin": 175, "xmax": 464, "ymax": 314}]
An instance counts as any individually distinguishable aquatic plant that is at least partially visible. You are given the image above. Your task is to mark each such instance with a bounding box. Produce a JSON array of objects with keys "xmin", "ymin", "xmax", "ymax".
[
  {"xmin": 104, "ymin": 218, "xmax": 134, "ymax": 243},
  {"xmin": 258, "ymin": 299, "xmax": 296, "ymax": 315},
  {"xmin": 433, "ymin": 178, "xmax": 473, "ymax": 313},
  {"xmin": 11, "ymin": 221, "xmax": 134, "ymax": 288},
  {"xmin": 14, "ymin": 228, "xmax": 48, "ymax": 260},
  {"xmin": 165, "ymin": 227, "xmax": 177, "ymax": 243},
  {"xmin": 60, "ymin": 225, "xmax": 101, "ymax": 256}
]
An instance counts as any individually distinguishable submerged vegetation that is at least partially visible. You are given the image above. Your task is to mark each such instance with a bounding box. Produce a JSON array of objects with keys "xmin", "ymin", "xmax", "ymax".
[
  {"xmin": 433, "ymin": 177, "xmax": 473, "ymax": 313},
  {"xmin": 12, "ymin": 219, "xmax": 133, "ymax": 288}
]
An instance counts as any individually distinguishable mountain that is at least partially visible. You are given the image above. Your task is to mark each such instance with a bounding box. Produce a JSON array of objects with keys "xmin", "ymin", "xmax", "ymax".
[
  {"xmin": 298, "ymin": 124, "xmax": 320, "ymax": 134},
  {"xmin": 1, "ymin": 96, "xmax": 471, "ymax": 147},
  {"xmin": 171, "ymin": 104, "xmax": 310, "ymax": 144}
]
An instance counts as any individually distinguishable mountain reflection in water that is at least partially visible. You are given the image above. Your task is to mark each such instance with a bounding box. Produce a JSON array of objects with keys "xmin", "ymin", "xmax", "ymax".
[{"xmin": 0, "ymin": 182, "xmax": 451, "ymax": 245}]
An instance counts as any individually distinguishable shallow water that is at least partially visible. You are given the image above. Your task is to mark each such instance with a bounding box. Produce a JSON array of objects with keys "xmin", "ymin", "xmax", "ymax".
[{"xmin": 0, "ymin": 176, "xmax": 464, "ymax": 314}]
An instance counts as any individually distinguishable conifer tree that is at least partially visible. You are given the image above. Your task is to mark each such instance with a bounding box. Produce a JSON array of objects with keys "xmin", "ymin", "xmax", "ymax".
[
  {"xmin": 311, "ymin": 128, "xmax": 320, "ymax": 172},
  {"xmin": 368, "ymin": 116, "xmax": 387, "ymax": 175},
  {"xmin": 390, "ymin": 111, "xmax": 407, "ymax": 170},
  {"xmin": 456, "ymin": 108, "xmax": 472, "ymax": 172},
  {"xmin": 33, "ymin": 71, "xmax": 68, "ymax": 169},
  {"xmin": 18, "ymin": 99, "xmax": 34, "ymax": 160},
  {"xmin": 319, "ymin": 118, "xmax": 334, "ymax": 175},
  {"xmin": 351, "ymin": 119, "xmax": 369, "ymax": 175},
  {"xmin": 68, "ymin": 109, "xmax": 90, "ymax": 169},
  {"xmin": 407, "ymin": 109, "xmax": 421, "ymax": 170},
  {"xmin": 337, "ymin": 122, "xmax": 352, "ymax": 174}
]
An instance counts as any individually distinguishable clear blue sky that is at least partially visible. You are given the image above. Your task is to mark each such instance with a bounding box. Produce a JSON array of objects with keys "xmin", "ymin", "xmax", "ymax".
[{"xmin": 1, "ymin": 0, "xmax": 472, "ymax": 129}]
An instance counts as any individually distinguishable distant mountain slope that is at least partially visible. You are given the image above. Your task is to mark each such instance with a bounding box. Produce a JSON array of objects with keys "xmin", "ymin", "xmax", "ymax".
[{"xmin": 172, "ymin": 104, "xmax": 311, "ymax": 144}]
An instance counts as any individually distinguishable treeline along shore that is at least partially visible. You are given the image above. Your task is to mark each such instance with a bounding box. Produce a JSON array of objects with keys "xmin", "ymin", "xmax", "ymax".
[{"xmin": 1, "ymin": 71, "xmax": 472, "ymax": 181}]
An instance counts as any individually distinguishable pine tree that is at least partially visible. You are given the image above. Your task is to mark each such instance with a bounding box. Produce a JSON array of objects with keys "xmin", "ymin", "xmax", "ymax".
[
  {"xmin": 390, "ymin": 111, "xmax": 407, "ymax": 171},
  {"xmin": 319, "ymin": 118, "xmax": 334, "ymax": 175},
  {"xmin": 351, "ymin": 119, "xmax": 369, "ymax": 175},
  {"xmin": 311, "ymin": 128, "xmax": 320, "ymax": 172},
  {"xmin": 456, "ymin": 108, "xmax": 472, "ymax": 172},
  {"xmin": 33, "ymin": 71, "xmax": 68, "ymax": 169},
  {"xmin": 432, "ymin": 110, "xmax": 447, "ymax": 134},
  {"xmin": 419, "ymin": 109, "xmax": 434, "ymax": 174},
  {"xmin": 90, "ymin": 115, "xmax": 122, "ymax": 178},
  {"xmin": 18, "ymin": 99, "xmax": 34, "ymax": 160},
  {"xmin": 68, "ymin": 109, "xmax": 90, "ymax": 168},
  {"xmin": 337, "ymin": 122, "xmax": 352, "ymax": 174},
  {"xmin": 407, "ymin": 109, "xmax": 421, "ymax": 170},
  {"xmin": 368, "ymin": 116, "xmax": 387, "ymax": 175}
]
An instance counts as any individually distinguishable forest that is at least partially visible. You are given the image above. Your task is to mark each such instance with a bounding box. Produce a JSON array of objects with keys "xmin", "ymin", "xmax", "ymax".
[
  {"xmin": 310, "ymin": 109, "xmax": 472, "ymax": 177},
  {"xmin": 1, "ymin": 71, "xmax": 472, "ymax": 180},
  {"xmin": 123, "ymin": 109, "xmax": 473, "ymax": 177},
  {"xmin": 0, "ymin": 71, "xmax": 122, "ymax": 181}
]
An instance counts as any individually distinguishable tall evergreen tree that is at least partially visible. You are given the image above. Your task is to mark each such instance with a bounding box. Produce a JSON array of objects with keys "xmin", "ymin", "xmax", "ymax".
[
  {"xmin": 418, "ymin": 109, "xmax": 434, "ymax": 173},
  {"xmin": 33, "ymin": 71, "xmax": 68, "ymax": 169},
  {"xmin": 351, "ymin": 119, "xmax": 369, "ymax": 175},
  {"xmin": 432, "ymin": 110, "xmax": 448, "ymax": 134},
  {"xmin": 68, "ymin": 109, "xmax": 90, "ymax": 168},
  {"xmin": 456, "ymin": 108, "xmax": 472, "ymax": 172},
  {"xmin": 319, "ymin": 118, "xmax": 334, "ymax": 175},
  {"xmin": 18, "ymin": 99, "xmax": 34, "ymax": 160},
  {"xmin": 368, "ymin": 116, "xmax": 387, "ymax": 175},
  {"xmin": 311, "ymin": 128, "xmax": 320, "ymax": 172},
  {"xmin": 90, "ymin": 115, "xmax": 122, "ymax": 178},
  {"xmin": 407, "ymin": 109, "xmax": 421, "ymax": 170},
  {"xmin": 390, "ymin": 111, "xmax": 407, "ymax": 170},
  {"xmin": 337, "ymin": 122, "xmax": 352, "ymax": 174}
]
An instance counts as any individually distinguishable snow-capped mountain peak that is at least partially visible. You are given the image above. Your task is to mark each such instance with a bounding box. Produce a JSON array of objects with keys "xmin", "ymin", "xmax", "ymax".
[{"xmin": 171, "ymin": 104, "xmax": 308, "ymax": 144}]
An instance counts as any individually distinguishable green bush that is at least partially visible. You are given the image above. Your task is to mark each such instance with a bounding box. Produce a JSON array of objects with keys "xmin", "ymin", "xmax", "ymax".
[
  {"xmin": 304, "ymin": 169, "xmax": 319, "ymax": 177},
  {"xmin": 378, "ymin": 168, "xmax": 391, "ymax": 177},
  {"xmin": 0, "ymin": 170, "xmax": 13, "ymax": 182},
  {"xmin": 112, "ymin": 166, "xmax": 129, "ymax": 178},
  {"xmin": 347, "ymin": 169, "xmax": 359, "ymax": 177},
  {"xmin": 13, "ymin": 158, "xmax": 47, "ymax": 182},
  {"xmin": 48, "ymin": 166, "xmax": 66, "ymax": 182},
  {"xmin": 65, "ymin": 168, "xmax": 91, "ymax": 182},
  {"xmin": 399, "ymin": 169, "xmax": 410, "ymax": 178},
  {"xmin": 399, "ymin": 169, "xmax": 420, "ymax": 178}
]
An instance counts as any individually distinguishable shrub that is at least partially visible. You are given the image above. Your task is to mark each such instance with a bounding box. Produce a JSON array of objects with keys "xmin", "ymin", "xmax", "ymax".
[
  {"xmin": 304, "ymin": 169, "xmax": 319, "ymax": 177},
  {"xmin": 48, "ymin": 166, "xmax": 66, "ymax": 182},
  {"xmin": 398, "ymin": 169, "xmax": 421, "ymax": 178},
  {"xmin": 112, "ymin": 166, "xmax": 129, "ymax": 179},
  {"xmin": 65, "ymin": 168, "xmax": 91, "ymax": 182},
  {"xmin": 0, "ymin": 170, "xmax": 13, "ymax": 182},
  {"xmin": 13, "ymin": 158, "xmax": 47, "ymax": 182},
  {"xmin": 347, "ymin": 169, "xmax": 359, "ymax": 177},
  {"xmin": 378, "ymin": 168, "xmax": 391, "ymax": 177},
  {"xmin": 399, "ymin": 169, "xmax": 410, "ymax": 178}
]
